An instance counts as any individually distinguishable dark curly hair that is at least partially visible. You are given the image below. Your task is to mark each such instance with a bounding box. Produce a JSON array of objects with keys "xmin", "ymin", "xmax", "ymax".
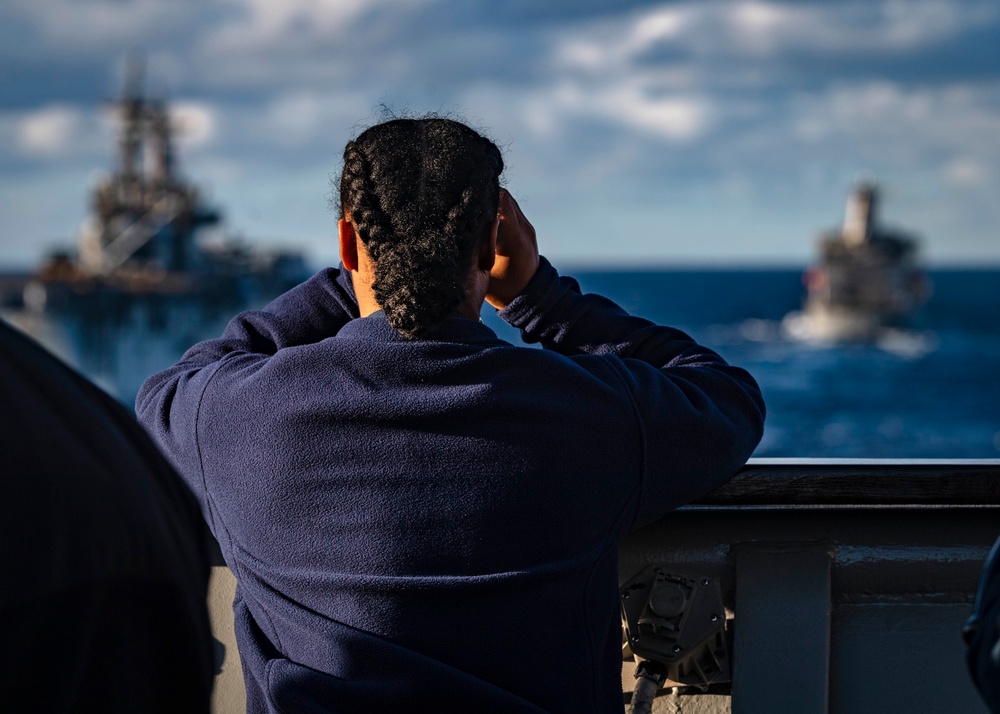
[{"xmin": 337, "ymin": 118, "xmax": 504, "ymax": 339}]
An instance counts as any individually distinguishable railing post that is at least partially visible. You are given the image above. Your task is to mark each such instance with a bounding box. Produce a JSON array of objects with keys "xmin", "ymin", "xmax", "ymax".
[{"xmin": 732, "ymin": 543, "xmax": 833, "ymax": 714}]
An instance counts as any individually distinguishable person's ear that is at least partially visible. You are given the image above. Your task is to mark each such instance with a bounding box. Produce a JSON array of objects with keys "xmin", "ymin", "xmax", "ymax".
[
  {"xmin": 339, "ymin": 219, "xmax": 359, "ymax": 271},
  {"xmin": 478, "ymin": 217, "xmax": 498, "ymax": 272}
]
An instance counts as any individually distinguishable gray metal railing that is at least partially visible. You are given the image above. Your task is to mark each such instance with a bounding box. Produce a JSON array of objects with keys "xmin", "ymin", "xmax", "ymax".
[{"xmin": 619, "ymin": 459, "xmax": 1000, "ymax": 713}]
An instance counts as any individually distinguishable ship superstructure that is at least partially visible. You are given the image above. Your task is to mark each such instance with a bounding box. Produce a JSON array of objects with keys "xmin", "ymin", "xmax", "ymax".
[
  {"xmin": 77, "ymin": 63, "xmax": 220, "ymax": 276},
  {"xmin": 0, "ymin": 67, "xmax": 309, "ymax": 402}
]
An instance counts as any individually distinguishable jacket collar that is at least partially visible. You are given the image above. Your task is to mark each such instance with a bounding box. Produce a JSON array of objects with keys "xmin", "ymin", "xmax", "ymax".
[{"xmin": 336, "ymin": 310, "xmax": 503, "ymax": 345}]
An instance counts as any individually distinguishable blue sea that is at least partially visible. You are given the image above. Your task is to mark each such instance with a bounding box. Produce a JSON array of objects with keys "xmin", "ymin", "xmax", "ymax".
[
  {"xmin": 482, "ymin": 268, "xmax": 1000, "ymax": 459},
  {"xmin": 14, "ymin": 266, "xmax": 997, "ymax": 459}
]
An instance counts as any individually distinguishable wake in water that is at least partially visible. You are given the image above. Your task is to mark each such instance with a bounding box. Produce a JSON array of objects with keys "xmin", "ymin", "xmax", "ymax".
[
  {"xmin": 780, "ymin": 311, "xmax": 938, "ymax": 358},
  {"xmin": 704, "ymin": 316, "xmax": 937, "ymax": 360}
]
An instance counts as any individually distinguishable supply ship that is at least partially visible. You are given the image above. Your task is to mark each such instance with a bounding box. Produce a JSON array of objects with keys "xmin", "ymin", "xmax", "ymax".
[
  {"xmin": 0, "ymin": 68, "xmax": 309, "ymax": 403},
  {"xmin": 783, "ymin": 182, "xmax": 929, "ymax": 342}
]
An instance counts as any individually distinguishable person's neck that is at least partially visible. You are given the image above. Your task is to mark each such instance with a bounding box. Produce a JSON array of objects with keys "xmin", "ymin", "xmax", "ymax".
[
  {"xmin": 352, "ymin": 269, "xmax": 488, "ymax": 322},
  {"xmin": 453, "ymin": 301, "xmax": 483, "ymax": 322},
  {"xmin": 352, "ymin": 275, "xmax": 382, "ymax": 318}
]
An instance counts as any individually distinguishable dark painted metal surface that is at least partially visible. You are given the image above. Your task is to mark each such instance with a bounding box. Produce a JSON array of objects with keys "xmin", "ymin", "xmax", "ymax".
[
  {"xmin": 696, "ymin": 459, "xmax": 1000, "ymax": 506},
  {"xmin": 732, "ymin": 544, "xmax": 832, "ymax": 714},
  {"xmin": 619, "ymin": 460, "xmax": 999, "ymax": 713}
]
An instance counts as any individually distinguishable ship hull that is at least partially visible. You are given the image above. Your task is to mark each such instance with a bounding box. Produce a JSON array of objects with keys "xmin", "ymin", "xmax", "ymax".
[{"xmin": 783, "ymin": 302, "xmax": 909, "ymax": 343}]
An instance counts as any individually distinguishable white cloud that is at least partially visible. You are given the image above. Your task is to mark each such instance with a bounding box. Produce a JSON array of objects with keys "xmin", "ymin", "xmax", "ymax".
[
  {"xmin": 163, "ymin": 90, "xmax": 372, "ymax": 179},
  {"xmin": 6, "ymin": 98, "xmax": 219, "ymax": 162},
  {"xmin": 17, "ymin": 105, "xmax": 81, "ymax": 155},
  {"xmin": 718, "ymin": 0, "xmax": 985, "ymax": 56},
  {"xmin": 170, "ymin": 101, "xmax": 217, "ymax": 148},
  {"xmin": 538, "ymin": 1, "xmax": 994, "ymax": 153},
  {"xmin": 546, "ymin": 80, "xmax": 711, "ymax": 143},
  {"xmin": 592, "ymin": 85, "xmax": 710, "ymax": 141},
  {"xmin": 555, "ymin": 5, "xmax": 694, "ymax": 71},
  {"xmin": 554, "ymin": 0, "xmax": 998, "ymax": 73},
  {"xmin": 790, "ymin": 82, "xmax": 1000, "ymax": 167},
  {"xmin": 192, "ymin": 0, "xmax": 434, "ymax": 89},
  {"xmin": 13, "ymin": 105, "xmax": 99, "ymax": 157},
  {"xmin": 3, "ymin": 97, "xmax": 216, "ymax": 167},
  {"xmin": 207, "ymin": 0, "xmax": 365, "ymax": 53},
  {"xmin": 725, "ymin": 0, "xmax": 998, "ymax": 55},
  {"xmin": 457, "ymin": 77, "xmax": 711, "ymax": 154},
  {"xmin": 943, "ymin": 158, "xmax": 994, "ymax": 186}
]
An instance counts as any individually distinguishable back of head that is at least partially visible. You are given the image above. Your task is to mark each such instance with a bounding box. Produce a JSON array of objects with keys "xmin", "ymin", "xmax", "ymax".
[{"xmin": 338, "ymin": 118, "xmax": 504, "ymax": 338}]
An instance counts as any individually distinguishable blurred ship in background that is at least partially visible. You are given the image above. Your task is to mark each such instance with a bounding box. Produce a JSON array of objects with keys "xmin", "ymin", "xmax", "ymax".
[
  {"xmin": 783, "ymin": 182, "xmax": 930, "ymax": 342},
  {"xmin": 0, "ymin": 64, "xmax": 309, "ymax": 403}
]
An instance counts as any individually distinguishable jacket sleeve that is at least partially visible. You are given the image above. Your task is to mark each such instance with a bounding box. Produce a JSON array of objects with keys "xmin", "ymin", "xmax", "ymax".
[
  {"xmin": 182, "ymin": 265, "xmax": 359, "ymax": 359},
  {"xmin": 135, "ymin": 266, "xmax": 358, "ymax": 519},
  {"xmin": 499, "ymin": 257, "xmax": 765, "ymax": 528}
]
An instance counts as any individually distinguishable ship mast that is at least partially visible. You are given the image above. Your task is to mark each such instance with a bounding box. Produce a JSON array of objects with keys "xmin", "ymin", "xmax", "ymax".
[
  {"xmin": 77, "ymin": 59, "xmax": 217, "ymax": 275},
  {"xmin": 118, "ymin": 57, "xmax": 144, "ymax": 185}
]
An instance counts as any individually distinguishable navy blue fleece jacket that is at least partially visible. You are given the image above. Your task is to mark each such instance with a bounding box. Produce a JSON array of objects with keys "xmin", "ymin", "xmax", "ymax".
[{"xmin": 137, "ymin": 258, "xmax": 764, "ymax": 713}]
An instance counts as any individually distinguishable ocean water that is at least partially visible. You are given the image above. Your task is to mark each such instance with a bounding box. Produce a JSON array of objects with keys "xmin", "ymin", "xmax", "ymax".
[
  {"xmin": 482, "ymin": 268, "xmax": 1000, "ymax": 459},
  {"xmin": 13, "ymin": 266, "xmax": 996, "ymax": 459}
]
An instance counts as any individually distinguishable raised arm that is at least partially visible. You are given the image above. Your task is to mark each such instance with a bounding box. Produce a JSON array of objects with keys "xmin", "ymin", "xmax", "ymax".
[
  {"xmin": 186, "ymin": 265, "xmax": 359, "ymax": 360},
  {"xmin": 491, "ymin": 191, "xmax": 765, "ymax": 527},
  {"xmin": 135, "ymin": 266, "xmax": 359, "ymax": 507},
  {"xmin": 490, "ymin": 190, "xmax": 720, "ymax": 365}
]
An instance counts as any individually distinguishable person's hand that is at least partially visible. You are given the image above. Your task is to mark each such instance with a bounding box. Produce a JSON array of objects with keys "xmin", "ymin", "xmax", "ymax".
[{"xmin": 486, "ymin": 189, "xmax": 540, "ymax": 309}]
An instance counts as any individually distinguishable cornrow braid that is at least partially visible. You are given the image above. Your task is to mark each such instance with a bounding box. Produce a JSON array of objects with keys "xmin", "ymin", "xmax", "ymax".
[
  {"xmin": 340, "ymin": 142, "xmax": 394, "ymax": 264},
  {"xmin": 337, "ymin": 118, "xmax": 504, "ymax": 339}
]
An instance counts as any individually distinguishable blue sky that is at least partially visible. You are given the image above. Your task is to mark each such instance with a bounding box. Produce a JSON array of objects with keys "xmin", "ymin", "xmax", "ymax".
[{"xmin": 1, "ymin": 0, "xmax": 998, "ymax": 268}]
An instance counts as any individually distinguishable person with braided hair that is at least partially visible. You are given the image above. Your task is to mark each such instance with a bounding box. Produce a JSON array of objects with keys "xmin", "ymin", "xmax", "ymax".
[
  {"xmin": 137, "ymin": 117, "xmax": 765, "ymax": 713},
  {"xmin": 339, "ymin": 118, "xmax": 506, "ymax": 339}
]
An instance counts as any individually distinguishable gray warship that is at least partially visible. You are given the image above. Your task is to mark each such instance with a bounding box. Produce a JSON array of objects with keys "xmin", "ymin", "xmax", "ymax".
[
  {"xmin": 783, "ymin": 182, "xmax": 929, "ymax": 342},
  {"xmin": 0, "ymin": 69, "xmax": 309, "ymax": 403}
]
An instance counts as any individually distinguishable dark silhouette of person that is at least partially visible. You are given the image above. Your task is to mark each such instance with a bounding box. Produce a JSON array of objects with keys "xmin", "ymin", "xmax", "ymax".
[{"xmin": 0, "ymin": 320, "xmax": 215, "ymax": 712}]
